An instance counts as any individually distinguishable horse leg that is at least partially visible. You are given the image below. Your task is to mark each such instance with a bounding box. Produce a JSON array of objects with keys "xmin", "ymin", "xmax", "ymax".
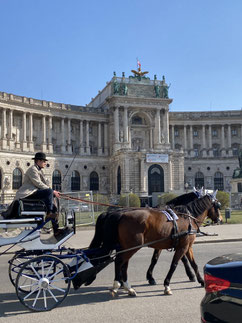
[
  {"xmin": 185, "ymin": 247, "xmax": 204, "ymax": 286},
  {"xmin": 146, "ymin": 249, "xmax": 161, "ymax": 285},
  {"xmin": 181, "ymin": 255, "xmax": 196, "ymax": 282},
  {"xmin": 164, "ymin": 247, "xmax": 189, "ymax": 295},
  {"xmin": 110, "ymin": 249, "xmax": 139, "ymax": 297},
  {"xmin": 110, "ymin": 254, "xmax": 123, "ymax": 297},
  {"xmin": 121, "ymin": 261, "xmax": 137, "ymax": 296}
]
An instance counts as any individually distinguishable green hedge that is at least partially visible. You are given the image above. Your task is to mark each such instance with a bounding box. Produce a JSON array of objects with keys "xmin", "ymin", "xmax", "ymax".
[{"xmin": 119, "ymin": 193, "xmax": 141, "ymax": 207}]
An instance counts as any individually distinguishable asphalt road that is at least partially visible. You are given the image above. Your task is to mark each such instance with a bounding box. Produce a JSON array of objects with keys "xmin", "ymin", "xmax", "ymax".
[{"xmin": 0, "ymin": 241, "xmax": 242, "ymax": 323}]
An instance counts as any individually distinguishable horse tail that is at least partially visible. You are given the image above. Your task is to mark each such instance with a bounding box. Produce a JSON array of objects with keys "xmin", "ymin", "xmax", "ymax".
[{"xmin": 89, "ymin": 212, "xmax": 107, "ymax": 248}]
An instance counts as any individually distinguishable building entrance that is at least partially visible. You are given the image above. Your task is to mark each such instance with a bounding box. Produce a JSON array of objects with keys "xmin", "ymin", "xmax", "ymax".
[{"xmin": 148, "ymin": 164, "xmax": 164, "ymax": 195}]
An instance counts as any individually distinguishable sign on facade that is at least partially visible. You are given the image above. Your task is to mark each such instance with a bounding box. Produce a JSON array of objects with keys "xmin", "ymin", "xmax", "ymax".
[{"xmin": 146, "ymin": 154, "xmax": 169, "ymax": 163}]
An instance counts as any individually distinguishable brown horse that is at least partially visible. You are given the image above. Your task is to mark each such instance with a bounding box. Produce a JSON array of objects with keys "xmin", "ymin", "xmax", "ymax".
[
  {"xmin": 89, "ymin": 192, "xmax": 222, "ymax": 296},
  {"xmin": 146, "ymin": 190, "xmax": 202, "ymax": 285}
]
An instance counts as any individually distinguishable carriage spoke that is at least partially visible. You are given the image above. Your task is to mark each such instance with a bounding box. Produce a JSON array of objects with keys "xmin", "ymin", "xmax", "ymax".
[
  {"xmin": 47, "ymin": 288, "xmax": 58, "ymax": 302},
  {"xmin": 49, "ymin": 284, "xmax": 66, "ymax": 293},
  {"xmin": 32, "ymin": 288, "xmax": 41, "ymax": 307},
  {"xmin": 23, "ymin": 285, "xmax": 39, "ymax": 300},
  {"xmin": 48, "ymin": 268, "xmax": 63, "ymax": 280},
  {"xmin": 43, "ymin": 289, "xmax": 47, "ymax": 309},
  {"xmin": 30, "ymin": 263, "xmax": 41, "ymax": 279},
  {"xmin": 45, "ymin": 260, "xmax": 55, "ymax": 277}
]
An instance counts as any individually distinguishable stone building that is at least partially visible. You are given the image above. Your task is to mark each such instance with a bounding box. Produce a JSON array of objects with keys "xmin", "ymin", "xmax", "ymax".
[{"xmin": 0, "ymin": 69, "xmax": 241, "ymax": 205}]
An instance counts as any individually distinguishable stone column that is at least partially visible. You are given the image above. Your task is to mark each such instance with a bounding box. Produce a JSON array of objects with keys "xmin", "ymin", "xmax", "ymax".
[
  {"xmin": 9, "ymin": 110, "xmax": 13, "ymax": 140},
  {"xmin": 123, "ymin": 107, "xmax": 128, "ymax": 143},
  {"xmin": 227, "ymin": 124, "xmax": 232, "ymax": 156},
  {"xmin": 98, "ymin": 122, "xmax": 102, "ymax": 155},
  {"xmin": 163, "ymin": 109, "xmax": 169, "ymax": 144},
  {"xmin": 8, "ymin": 110, "xmax": 14, "ymax": 149},
  {"xmin": 220, "ymin": 124, "xmax": 226, "ymax": 156},
  {"xmin": 183, "ymin": 125, "xmax": 187, "ymax": 152},
  {"xmin": 104, "ymin": 123, "xmax": 108, "ymax": 155},
  {"xmin": 189, "ymin": 125, "xmax": 193, "ymax": 150},
  {"xmin": 114, "ymin": 107, "xmax": 119, "ymax": 142},
  {"xmin": 208, "ymin": 125, "xmax": 213, "ymax": 157},
  {"xmin": 86, "ymin": 121, "xmax": 90, "ymax": 154},
  {"xmin": 67, "ymin": 118, "xmax": 72, "ymax": 153},
  {"xmin": 22, "ymin": 112, "xmax": 28, "ymax": 151},
  {"xmin": 155, "ymin": 108, "xmax": 161, "ymax": 146},
  {"xmin": 1, "ymin": 108, "xmax": 7, "ymax": 149},
  {"xmin": 140, "ymin": 157, "xmax": 146, "ymax": 192},
  {"xmin": 149, "ymin": 128, "xmax": 153, "ymax": 149},
  {"xmin": 61, "ymin": 118, "xmax": 66, "ymax": 153},
  {"xmin": 41, "ymin": 115, "xmax": 47, "ymax": 151},
  {"xmin": 171, "ymin": 125, "xmax": 175, "ymax": 149},
  {"xmin": 202, "ymin": 125, "xmax": 207, "ymax": 157},
  {"xmin": 29, "ymin": 113, "xmax": 34, "ymax": 151},
  {"xmin": 80, "ymin": 120, "xmax": 84, "ymax": 154},
  {"xmin": 123, "ymin": 157, "xmax": 130, "ymax": 193},
  {"xmin": 48, "ymin": 116, "xmax": 53, "ymax": 153}
]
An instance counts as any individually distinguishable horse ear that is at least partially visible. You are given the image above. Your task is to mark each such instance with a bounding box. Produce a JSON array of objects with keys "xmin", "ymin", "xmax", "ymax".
[
  {"xmin": 212, "ymin": 190, "xmax": 218, "ymax": 198},
  {"xmin": 193, "ymin": 187, "xmax": 197, "ymax": 192},
  {"xmin": 198, "ymin": 187, "xmax": 204, "ymax": 197}
]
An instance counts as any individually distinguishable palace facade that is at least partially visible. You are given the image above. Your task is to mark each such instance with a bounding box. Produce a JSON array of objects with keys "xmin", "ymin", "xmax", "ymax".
[{"xmin": 0, "ymin": 71, "xmax": 241, "ymax": 205}]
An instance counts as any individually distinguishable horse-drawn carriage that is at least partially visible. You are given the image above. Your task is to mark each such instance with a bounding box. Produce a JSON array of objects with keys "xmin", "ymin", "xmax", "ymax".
[
  {"xmin": 0, "ymin": 198, "xmax": 113, "ymax": 312},
  {"xmin": 0, "ymin": 190, "xmax": 222, "ymax": 312}
]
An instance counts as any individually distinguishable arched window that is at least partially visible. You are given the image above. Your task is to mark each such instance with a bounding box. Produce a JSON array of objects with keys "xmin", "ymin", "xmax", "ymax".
[
  {"xmin": 214, "ymin": 172, "xmax": 224, "ymax": 191},
  {"xmin": 71, "ymin": 171, "xmax": 80, "ymax": 191},
  {"xmin": 13, "ymin": 168, "xmax": 22, "ymax": 190},
  {"xmin": 195, "ymin": 172, "xmax": 204, "ymax": 189},
  {"xmin": 90, "ymin": 171, "xmax": 99, "ymax": 191},
  {"xmin": 52, "ymin": 170, "xmax": 62, "ymax": 191},
  {"xmin": 131, "ymin": 116, "xmax": 143, "ymax": 125}
]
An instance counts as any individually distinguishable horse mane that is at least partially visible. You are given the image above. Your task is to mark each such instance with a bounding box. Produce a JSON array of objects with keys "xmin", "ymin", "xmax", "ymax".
[
  {"xmin": 186, "ymin": 195, "xmax": 212, "ymax": 217},
  {"xmin": 167, "ymin": 192, "xmax": 198, "ymax": 207}
]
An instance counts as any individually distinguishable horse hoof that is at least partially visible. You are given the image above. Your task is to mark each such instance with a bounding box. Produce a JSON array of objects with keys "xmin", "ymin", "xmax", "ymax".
[
  {"xmin": 148, "ymin": 279, "xmax": 156, "ymax": 285},
  {"xmin": 109, "ymin": 289, "xmax": 118, "ymax": 298},
  {"xmin": 128, "ymin": 289, "xmax": 137, "ymax": 297},
  {"xmin": 189, "ymin": 276, "xmax": 196, "ymax": 282},
  {"xmin": 164, "ymin": 286, "xmax": 173, "ymax": 295}
]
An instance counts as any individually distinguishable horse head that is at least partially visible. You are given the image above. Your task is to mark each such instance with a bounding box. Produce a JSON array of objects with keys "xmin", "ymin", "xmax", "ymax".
[{"xmin": 207, "ymin": 190, "xmax": 223, "ymax": 224}]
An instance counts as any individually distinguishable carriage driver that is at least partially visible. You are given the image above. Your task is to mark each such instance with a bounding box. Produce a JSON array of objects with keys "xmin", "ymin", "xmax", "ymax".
[{"xmin": 14, "ymin": 152, "xmax": 64, "ymax": 237}]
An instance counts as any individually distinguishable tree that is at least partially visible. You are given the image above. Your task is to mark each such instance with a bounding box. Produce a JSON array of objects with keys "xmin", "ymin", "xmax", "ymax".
[
  {"xmin": 158, "ymin": 193, "xmax": 178, "ymax": 206},
  {"xmin": 216, "ymin": 191, "xmax": 229, "ymax": 209},
  {"xmin": 119, "ymin": 193, "xmax": 141, "ymax": 207}
]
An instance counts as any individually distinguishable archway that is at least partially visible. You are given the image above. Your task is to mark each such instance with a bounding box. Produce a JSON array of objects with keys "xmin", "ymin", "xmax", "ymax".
[{"xmin": 148, "ymin": 164, "xmax": 164, "ymax": 195}]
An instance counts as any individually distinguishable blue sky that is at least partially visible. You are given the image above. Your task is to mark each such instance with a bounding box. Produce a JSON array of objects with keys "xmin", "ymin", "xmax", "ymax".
[{"xmin": 1, "ymin": 0, "xmax": 242, "ymax": 112}]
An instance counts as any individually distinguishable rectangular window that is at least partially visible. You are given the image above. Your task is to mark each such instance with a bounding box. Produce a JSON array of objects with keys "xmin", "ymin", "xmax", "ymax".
[
  {"xmin": 174, "ymin": 130, "xmax": 179, "ymax": 137},
  {"xmin": 232, "ymin": 129, "xmax": 237, "ymax": 136},
  {"xmin": 193, "ymin": 130, "xmax": 198, "ymax": 137},
  {"xmin": 212, "ymin": 129, "xmax": 218, "ymax": 137}
]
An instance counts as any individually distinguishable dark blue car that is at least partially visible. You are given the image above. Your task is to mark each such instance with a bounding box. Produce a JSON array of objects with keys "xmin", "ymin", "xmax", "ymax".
[{"xmin": 201, "ymin": 253, "xmax": 242, "ymax": 323}]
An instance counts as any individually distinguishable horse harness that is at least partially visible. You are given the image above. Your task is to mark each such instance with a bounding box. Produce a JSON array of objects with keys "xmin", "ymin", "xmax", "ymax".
[{"xmin": 163, "ymin": 207, "xmax": 200, "ymax": 250}]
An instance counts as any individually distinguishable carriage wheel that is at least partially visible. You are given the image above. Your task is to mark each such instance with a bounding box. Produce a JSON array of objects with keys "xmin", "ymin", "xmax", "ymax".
[
  {"xmin": 15, "ymin": 255, "xmax": 71, "ymax": 312},
  {"xmin": 8, "ymin": 252, "xmax": 34, "ymax": 292}
]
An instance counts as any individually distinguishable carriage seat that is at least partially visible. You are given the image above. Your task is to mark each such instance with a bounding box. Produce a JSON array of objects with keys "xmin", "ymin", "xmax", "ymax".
[{"xmin": 1, "ymin": 199, "xmax": 47, "ymax": 220}]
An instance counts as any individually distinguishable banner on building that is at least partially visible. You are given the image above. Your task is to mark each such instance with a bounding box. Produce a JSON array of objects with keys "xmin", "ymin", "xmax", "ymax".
[{"xmin": 146, "ymin": 154, "xmax": 169, "ymax": 163}]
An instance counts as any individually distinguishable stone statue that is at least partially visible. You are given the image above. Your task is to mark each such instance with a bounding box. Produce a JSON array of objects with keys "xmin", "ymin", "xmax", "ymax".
[
  {"xmin": 113, "ymin": 79, "xmax": 119, "ymax": 94},
  {"xmin": 120, "ymin": 83, "xmax": 128, "ymax": 95},
  {"xmin": 154, "ymin": 85, "xmax": 160, "ymax": 98},
  {"xmin": 232, "ymin": 150, "xmax": 242, "ymax": 178},
  {"xmin": 160, "ymin": 75, "xmax": 170, "ymax": 99}
]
